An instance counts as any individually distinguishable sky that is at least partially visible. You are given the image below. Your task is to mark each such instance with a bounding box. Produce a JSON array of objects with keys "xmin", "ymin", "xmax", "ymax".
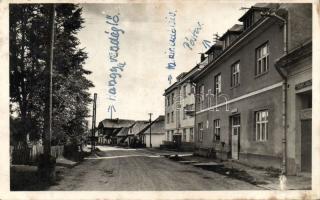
[{"xmin": 77, "ymin": 2, "xmax": 254, "ymax": 125}]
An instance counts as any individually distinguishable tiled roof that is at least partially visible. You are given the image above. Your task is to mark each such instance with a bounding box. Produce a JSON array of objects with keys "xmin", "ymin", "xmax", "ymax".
[
  {"xmin": 229, "ymin": 24, "xmax": 244, "ymax": 32},
  {"xmin": 116, "ymin": 127, "xmax": 130, "ymax": 137},
  {"xmin": 275, "ymin": 40, "xmax": 312, "ymax": 69},
  {"xmin": 220, "ymin": 24, "xmax": 243, "ymax": 40},
  {"xmin": 239, "ymin": 3, "xmax": 278, "ymax": 22},
  {"xmin": 205, "ymin": 40, "xmax": 223, "ymax": 54},
  {"xmin": 98, "ymin": 118, "xmax": 135, "ymax": 128},
  {"xmin": 141, "ymin": 115, "xmax": 165, "ymax": 135},
  {"xmin": 164, "ymin": 81, "xmax": 179, "ymax": 94},
  {"xmin": 128, "ymin": 121, "xmax": 150, "ymax": 136}
]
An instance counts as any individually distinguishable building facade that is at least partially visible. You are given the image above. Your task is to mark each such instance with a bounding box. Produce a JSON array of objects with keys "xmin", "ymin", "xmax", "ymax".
[
  {"xmin": 164, "ymin": 82, "xmax": 178, "ymax": 144},
  {"xmin": 192, "ymin": 3, "xmax": 311, "ymax": 173},
  {"xmin": 164, "ymin": 68, "xmax": 199, "ymax": 150},
  {"xmin": 275, "ymin": 40, "xmax": 312, "ymax": 174},
  {"xmin": 127, "ymin": 121, "xmax": 150, "ymax": 147},
  {"xmin": 142, "ymin": 116, "xmax": 166, "ymax": 148},
  {"xmin": 97, "ymin": 118, "xmax": 135, "ymax": 145}
]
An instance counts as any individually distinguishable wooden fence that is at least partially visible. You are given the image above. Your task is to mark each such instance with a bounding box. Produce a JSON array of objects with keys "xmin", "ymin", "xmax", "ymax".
[{"xmin": 11, "ymin": 143, "xmax": 64, "ymax": 165}]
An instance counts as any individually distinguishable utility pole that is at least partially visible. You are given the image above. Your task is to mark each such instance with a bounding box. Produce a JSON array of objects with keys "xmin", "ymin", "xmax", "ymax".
[
  {"xmin": 91, "ymin": 93, "xmax": 97, "ymax": 152},
  {"xmin": 43, "ymin": 4, "xmax": 55, "ymax": 158},
  {"xmin": 38, "ymin": 4, "xmax": 55, "ymax": 182},
  {"xmin": 149, "ymin": 113, "xmax": 152, "ymax": 148}
]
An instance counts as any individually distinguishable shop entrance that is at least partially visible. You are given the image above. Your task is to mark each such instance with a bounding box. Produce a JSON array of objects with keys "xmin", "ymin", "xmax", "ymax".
[{"xmin": 298, "ymin": 91, "xmax": 312, "ymax": 172}]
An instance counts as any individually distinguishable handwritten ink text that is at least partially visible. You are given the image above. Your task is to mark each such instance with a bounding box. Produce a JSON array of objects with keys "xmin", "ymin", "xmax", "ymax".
[
  {"xmin": 105, "ymin": 13, "xmax": 126, "ymax": 116},
  {"xmin": 183, "ymin": 22, "xmax": 204, "ymax": 51},
  {"xmin": 166, "ymin": 10, "xmax": 177, "ymax": 83}
]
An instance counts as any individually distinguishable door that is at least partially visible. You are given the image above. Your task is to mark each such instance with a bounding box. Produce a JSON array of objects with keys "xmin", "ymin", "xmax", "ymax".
[
  {"xmin": 301, "ymin": 119, "xmax": 312, "ymax": 172},
  {"xmin": 173, "ymin": 134, "xmax": 181, "ymax": 148},
  {"xmin": 231, "ymin": 115, "xmax": 240, "ymax": 160}
]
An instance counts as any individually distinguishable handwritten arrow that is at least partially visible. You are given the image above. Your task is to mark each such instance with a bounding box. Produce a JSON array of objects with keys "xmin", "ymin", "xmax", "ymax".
[
  {"xmin": 202, "ymin": 40, "xmax": 212, "ymax": 49},
  {"xmin": 108, "ymin": 105, "xmax": 116, "ymax": 119},
  {"xmin": 168, "ymin": 74, "xmax": 173, "ymax": 85}
]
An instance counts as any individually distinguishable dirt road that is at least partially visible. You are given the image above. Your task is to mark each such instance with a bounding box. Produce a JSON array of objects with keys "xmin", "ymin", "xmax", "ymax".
[{"xmin": 48, "ymin": 146, "xmax": 261, "ymax": 191}]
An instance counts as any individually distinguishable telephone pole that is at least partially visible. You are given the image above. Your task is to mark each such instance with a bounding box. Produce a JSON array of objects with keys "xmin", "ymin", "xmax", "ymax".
[
  {"xmin": 149, "ymin": 113, "xmax": 152, "ymax": 148},
  {"xmin": 91, "ymin": 93, "xmax": 97, "ymax": 152},
  {"xmin": 38, "ymin": 4, "xmax": 56, "ymax": 182},
  {"xmin": 43, "ymin": 4, "xmax": 55, "ymax": 158}
]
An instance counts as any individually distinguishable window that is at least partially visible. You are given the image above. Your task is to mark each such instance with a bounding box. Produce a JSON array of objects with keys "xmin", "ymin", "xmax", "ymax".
[
  {"xmin": 223, "ymin": 36, "xmax": 230, "ymax": 49},
  {"xmin": 167, "ymin": 96, "xmax": 170, "ymax": 106},
  {"xmin": 255, "ymin": 110, "xmax": 268, "ymax": 141},
  {"xmin": 171, "ymin": 130, "xmax": 174, "ymax": 141},
  {"xmin": 214, "ymin": 74, "xmax": 221, "ymax": 94},
  {"xmin": 183, "ymin": 106, "xmax": 187, "ymax": 119},
  {"xmin": 190, "ymin": 85, "xmax": 195, "ymax": 94},
  {"xmin": 190, "ymin": 128, "xmax": 194, "ymax": 142},
  {"xmin": 300, "ymin": 91, "xmax": 312, "ymax": 109},
  {"xmin": 200, "ymin": 85, "xmax": 205, "ymax": 109},
  {"xmin": 182, "ymin": 128, "xmax": 187, "ymax": 142},
  {"xmin": 171, "ymin": 93, "xmax": 175, "ymax": 105},
  {"xmin": 183, "ymin": 85, "xmax": 187, "ymax": 98},
  {"xmin": 208, "ymin": 53, "xmax": 214, "ymax": 63},
  {"xmin": 198, "ymin": 122, "xmax": 203, "ymax": 142},
  {"xmin": 171, "ymin": 111, "xmax": 174, "ymax": 123},
  {"xmin": 167, "ymin": 113, "xmax": 170, "ymax": 123},
  {"xmin": 213, "ymin": 119, "xmax": 221, "ymax": 141},
  {"xmin": 207, "ymin": 89, "xmax": 212, "ymax": 107},
  {"xmin": 256, "ymin": 43, "xmax": 269, "ymax": 75},
  {"xmin": 167, "ymin": 131, "xmax": 170, "ymax": 141},
  {"xmin": 231, "ymin": 61, "xmax": 240, "ymax": 87},
  {"xmin": 244, "ymin": 13, "xmax": 253, "ymax": 30},
  {"xmin": 183, "ymin": 104, "xmax": 194, "ymax": 118},
  {"xmin": 187, "ymin": 104, "xmax": 194, "ymax": 113},
  {"xmin": 231, "ymin": 115, "xmax": 240, "ymax": 138}
]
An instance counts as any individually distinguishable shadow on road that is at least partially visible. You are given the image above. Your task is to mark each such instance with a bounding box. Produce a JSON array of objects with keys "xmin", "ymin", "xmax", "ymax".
[
  {"xmin": 10, "ymin": 165, "xmax": 64, "ymax": 191},
  {"xmin": 168, "ymin": 156, "xmax": 267, "ymax": 186}
]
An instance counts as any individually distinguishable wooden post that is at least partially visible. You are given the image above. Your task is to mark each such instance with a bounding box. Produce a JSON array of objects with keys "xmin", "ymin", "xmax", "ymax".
[
  {"xmin": 91, "ymin": 93, "xmax": 97, "ymax": 152},
  {"xmin": 39, "ymin": 4, "xmax": 56, "ymax": 182},
  {"xmin": 43, "ymin": 4, "xmax": 55, "ymax": 158},
  {"xmin": 149, "ymin": 113, "xmax": 152, "ymax": 148}
]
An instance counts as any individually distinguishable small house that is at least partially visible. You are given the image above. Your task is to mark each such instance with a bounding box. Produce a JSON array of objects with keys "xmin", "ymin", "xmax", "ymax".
[
  {"xmin": 97, "ymin": 118, "xmax": 135, "ymax": 145},
  {"xmin": 127, "ymin": 121, "xmax": 150, "ymax": 148},
  {"xmin": 140, "ymin": 116, "xmax": 165, "ymax": 148}
]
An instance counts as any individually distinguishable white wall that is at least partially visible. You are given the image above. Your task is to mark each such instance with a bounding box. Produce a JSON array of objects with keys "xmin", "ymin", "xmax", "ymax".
[
  {"xmin": 179, "ymin": 83, "xmax": 195, "ymax": 129},
  {"xmin": 164, "ymin": 82, "xmax": 195, "ymax": 142},
  {"xmin": 286, "ymin": 56, "xmax": 312, "ymax": 174},
  {"xmin": 145, "ymin": 134, "xmax": 166, "ymax": 148}
]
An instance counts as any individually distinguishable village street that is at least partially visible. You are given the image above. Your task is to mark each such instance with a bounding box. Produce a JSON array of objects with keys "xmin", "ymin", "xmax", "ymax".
[{"xmin": 48, "ymin": 146, "xmax": 261, "ymax": 191}]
